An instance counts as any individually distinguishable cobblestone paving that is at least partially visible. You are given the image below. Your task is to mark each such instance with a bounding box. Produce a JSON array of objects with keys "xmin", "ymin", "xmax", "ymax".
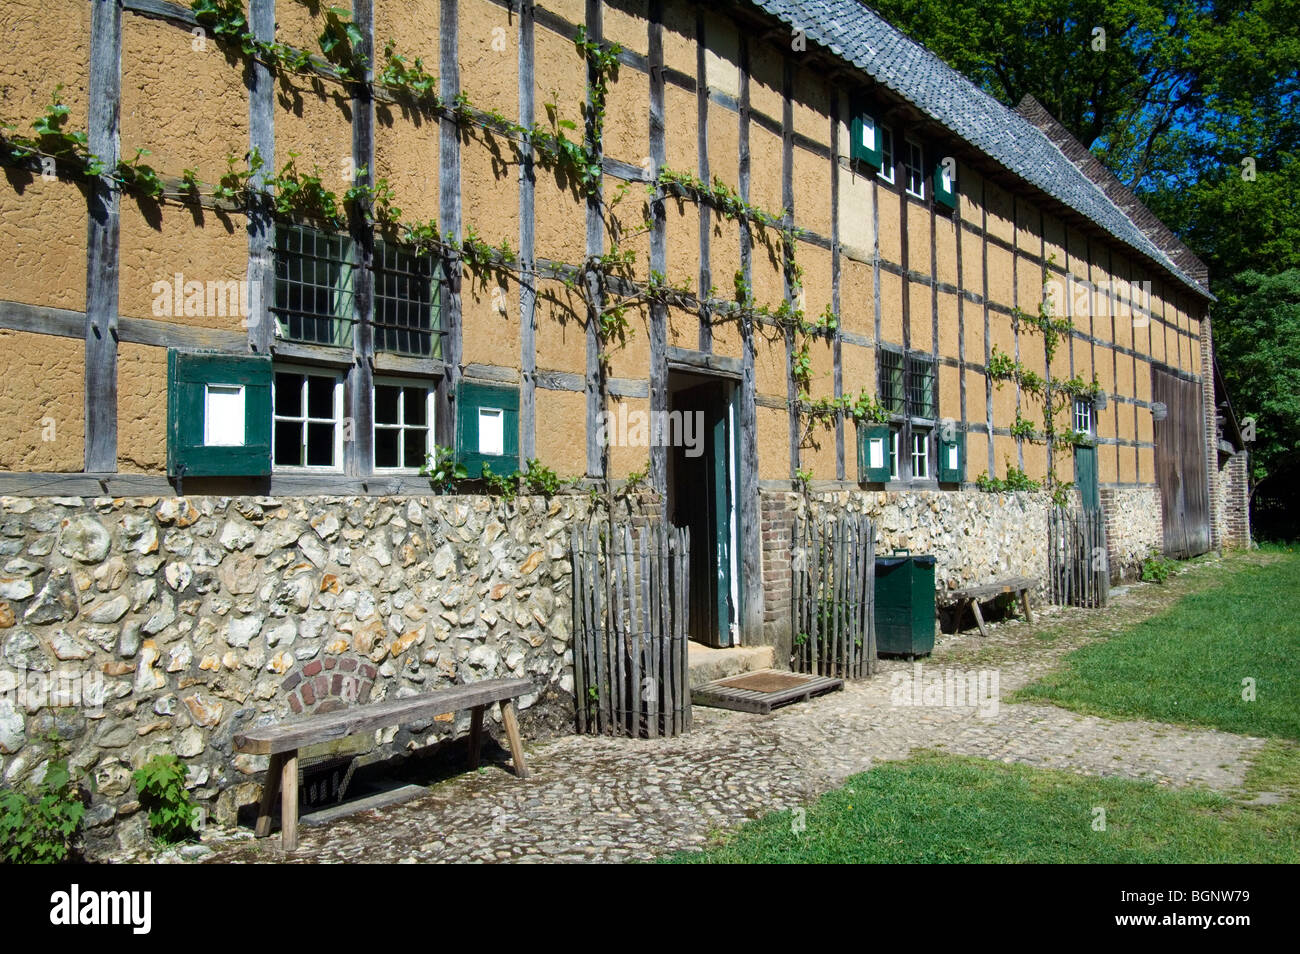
[{"xmin": 156, "ymin": 556, "xmax": 1271, "ymax": 863}]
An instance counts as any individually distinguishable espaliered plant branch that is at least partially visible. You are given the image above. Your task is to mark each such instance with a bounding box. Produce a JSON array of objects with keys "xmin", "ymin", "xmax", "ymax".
[
  {"xmin": 1, "ymin": 0, "xmax": 893, "ymax": 499},
  {"xmin": 981, "ymin": 258, "xmax": 1102, "ymax": 506},
  {"xmin": 1, "ymin": 88, "xmax": 167, "ymax": 199}
]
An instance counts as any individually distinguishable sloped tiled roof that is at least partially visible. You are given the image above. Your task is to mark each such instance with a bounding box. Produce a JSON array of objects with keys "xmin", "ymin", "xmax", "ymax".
[
  {"xmin": 1014, "ymin": 94, "xmax": 1209, "ymax": 290},
  {"xmin": 751, "ymin": 0, "xmax": 1211, "ymax": 298}
]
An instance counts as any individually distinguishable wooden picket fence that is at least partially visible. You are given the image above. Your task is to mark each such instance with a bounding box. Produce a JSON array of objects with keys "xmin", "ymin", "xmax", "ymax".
[
  {"xmin": 571, "ymin": 520, "xmax": 692, "ymax": 738},
  {"xmin": 791, "ymin": 512, "xmax": 877, "ymax": 679},
  {"xmin": 1048, "ymin": 506, "xmax": 1109, "ymax": 608}
]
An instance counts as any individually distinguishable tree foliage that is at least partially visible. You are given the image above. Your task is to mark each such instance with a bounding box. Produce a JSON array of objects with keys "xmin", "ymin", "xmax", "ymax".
[
  {"xmin": 1212, "ymin": 270, "xmax": 1300, "ymax": 486},
  {"xmin": 867, "ymin": 0, "xmax": 1299, "ymax": 190}
]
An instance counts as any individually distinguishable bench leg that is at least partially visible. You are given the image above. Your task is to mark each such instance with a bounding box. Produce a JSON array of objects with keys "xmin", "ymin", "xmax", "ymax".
[
  {"xmin": 255, "ymin": 753, "xmax": 284, "ymax": 839},
  {"xmin": 280, "ymin": 749, "xmax": 299, "ymax": 852},
  {"xmin": 500, "ymin": 701, "xmax": 529, "ymax": 780},
  {"xmin": 468, "ymin": 704, "xmax": 485, "ymax": 770},
  {"xmin": 956, "ymin": 598, "xmax": 971, "ymax": 634},
  {"xmin": 1020, "ymin": 589, "xmax": 1034, "ymax": 624},
  {"xmin": 970, "ymin": 599, "xmax": 989, "ymax": 638}
]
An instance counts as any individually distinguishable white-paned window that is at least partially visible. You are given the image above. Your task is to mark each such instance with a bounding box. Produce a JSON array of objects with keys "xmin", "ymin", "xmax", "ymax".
[
  {"xmin": 273, "ymin": 368, "xmax": 345, "ymax": 470},
  {"xmin": 373, "ymin": 378, "xmax": 435, "ymax": 471},
  {"xmin": 911, "ymin": 429, "xmax": 930, "ymax": 479},
  {"xmin": 1074, "ymin": 397, "xmax": 1094, "ymax": 437},
  {"xmin": 877, "ymin": 126, "xmax": 896, "ymax": 185},
  {"xmin": 904, "ymin": 138, "xmax": 926, "ymax": 199}
]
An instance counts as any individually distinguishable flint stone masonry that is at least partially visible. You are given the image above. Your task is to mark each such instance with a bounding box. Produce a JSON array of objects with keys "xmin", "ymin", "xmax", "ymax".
[
  {"xmin": 762, "ymin": 489, "xmax": 1054, "ymax": 651},
  {"xmin": 0, "ymin": 493, "xmax": 608, "ymax": 857},
  {"xmin": 760, "ymin": 486, "xmax": 1165, "ymax": 650}
]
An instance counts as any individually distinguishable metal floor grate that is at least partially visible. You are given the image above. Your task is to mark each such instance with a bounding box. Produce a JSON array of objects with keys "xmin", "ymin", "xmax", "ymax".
[{"xmin": 691, "ymin": 668, "xmax": 844, "ymax": 714}]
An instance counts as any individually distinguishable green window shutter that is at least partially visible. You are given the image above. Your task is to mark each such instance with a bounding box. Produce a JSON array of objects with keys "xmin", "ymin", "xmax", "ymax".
[
  {"xmin": 938, "ymin": 430, "xmax": 966, "ymax": 483},
  {"xmin": 456, "ymin": 380, "xmax": 520, "ymax": 477},
  {"xmin": 166, "ymin": 350, "xmax": 272, "ymax": 477},
  {"xmin": 857, "ymin": 423, "xmax": 892, "ymax": 484},
  {"xmin": 850, "ymin": 112, "xmax": 884, "ymax": 168},
  {"xmin": 933, "ymin": 158, "xmax": 957, "ymax": 209}
]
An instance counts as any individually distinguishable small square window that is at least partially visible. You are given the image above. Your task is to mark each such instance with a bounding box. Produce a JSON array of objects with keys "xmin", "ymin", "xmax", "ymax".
[
  {"xmin": 904, "ymin": 138, "xmax": 926, "ymax": 199},
  {"xmin": 373, "ymin": 379, "xmax": 435, "ymax": 472},
  {"xmin": 877, "ymin": 127, "xmax": 896, "ymax": 185},
  {"xmin": 272, "ymin": 368, "xmax": 344, "ymax": 470}
]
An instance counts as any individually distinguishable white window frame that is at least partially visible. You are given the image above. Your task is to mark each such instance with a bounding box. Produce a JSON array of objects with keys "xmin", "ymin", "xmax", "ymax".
[
  {"xmin": 372, "ymin": 376, "xmax": 436, "ymax": 473},
  {"xmin": 889, "ymin": 427, "xmax": 900, "ymax": 481},
  {"xmin": 877, "ymin": 126, "xmax": 896, "ymax": 185},
  {"xmin": 1074, "ymin": 397, "xmax": 1095, "ymax": 438},
  {"xmin": 904, "ymin": 137, "xmax": 926, "ymax": 200},
  {"xmin": 911, "ymin": 429, "xmax": 930, "ymax": 479},
  {"xmin": 272, "ymin": 365, "xmax": 345, "ymax": 473}
]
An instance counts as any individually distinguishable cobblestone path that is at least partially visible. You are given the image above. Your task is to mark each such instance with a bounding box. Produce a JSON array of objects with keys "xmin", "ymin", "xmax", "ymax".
[{"xmin": 145, "ymin": 556, "xmax": 1270, "ymax": 863}]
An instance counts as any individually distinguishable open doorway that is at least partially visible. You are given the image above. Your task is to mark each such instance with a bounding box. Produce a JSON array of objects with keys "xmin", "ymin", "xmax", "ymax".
[{"xmin": 666, "ymin": 370, "xmax": 740, "ymax": 647}]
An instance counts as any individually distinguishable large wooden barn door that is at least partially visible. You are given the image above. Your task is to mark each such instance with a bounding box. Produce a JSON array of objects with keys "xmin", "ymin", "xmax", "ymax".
[{"xmin": 1151, "ymin": 366, "xmax": 1211, "ymax": 557}]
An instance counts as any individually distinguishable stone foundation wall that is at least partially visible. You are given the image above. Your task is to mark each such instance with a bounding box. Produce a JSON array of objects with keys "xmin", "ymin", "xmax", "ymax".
[
  {"xmin": 760, "ymin": 489, "xmax": 1055, "ymax": 656},
  {"xmin": 1100, "ymin": 486, "xmax": 1164, "ymax": 580},
  {"xmin": 0, "ymin": 492, "xmax": 609, "ymax": 855}
]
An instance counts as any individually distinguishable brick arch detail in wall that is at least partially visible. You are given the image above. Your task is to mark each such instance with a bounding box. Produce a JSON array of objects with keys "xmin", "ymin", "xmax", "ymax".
[{"xmin": 280, "ymin": 654, "xmax": 378, "ymax": 716}]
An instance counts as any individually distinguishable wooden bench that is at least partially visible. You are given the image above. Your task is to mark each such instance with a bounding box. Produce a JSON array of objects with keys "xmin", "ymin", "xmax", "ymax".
[
  {"xmin": 945, "ymin": 576, "xmax": 1036, "ymax": 637},
  {"xmin": 233, "ymin": 677, "xmax": 533, "ymax": 850}
]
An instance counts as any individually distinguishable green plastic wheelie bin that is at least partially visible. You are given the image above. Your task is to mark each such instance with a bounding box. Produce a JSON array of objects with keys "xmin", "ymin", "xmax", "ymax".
[{"xmin": 874, "ymin": 550, "xmax": 936, "ymax": 658}]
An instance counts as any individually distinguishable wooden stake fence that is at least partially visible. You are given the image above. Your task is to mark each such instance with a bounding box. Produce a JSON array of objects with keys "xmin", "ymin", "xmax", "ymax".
[
  {"xmin": 1048, "ymin": 506, "xmax": 1109, "ymax": 608},
  {"xmin": 571, "ymin": 520, "xmax": 691, "ymax": 737},
  {"xmin": 791, "ymin": 512, "xmax": 877, "ymax": 679}
]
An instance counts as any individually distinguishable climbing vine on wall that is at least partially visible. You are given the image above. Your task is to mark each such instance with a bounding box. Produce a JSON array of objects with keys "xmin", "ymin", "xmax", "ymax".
[
  {"xmin": 1, "ymin": 0, "xmax": 887, "ymax": 495},
  {"xmin": 984, "ymin": 257, "xmax": 1102, "ymax": 506}
]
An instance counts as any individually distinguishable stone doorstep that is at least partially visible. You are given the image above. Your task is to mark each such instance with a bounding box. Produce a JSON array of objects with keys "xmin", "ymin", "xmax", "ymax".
[{"xmin": 686, "ymin": 642, "xmax": 776, "ymax": 689}]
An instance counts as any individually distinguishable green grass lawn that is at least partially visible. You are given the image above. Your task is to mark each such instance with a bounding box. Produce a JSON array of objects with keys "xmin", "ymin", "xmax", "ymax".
[
  {"xmin": 1011, "ymin": 550, "xmax": 1300, "ymax": 739},
  {"xmin": 667, "ymin": 747, "xmax": 1300, "ymax": 864},
  {"xmin": 669, "ymin": 551, "xmax": 1300, "ymax": 863}
]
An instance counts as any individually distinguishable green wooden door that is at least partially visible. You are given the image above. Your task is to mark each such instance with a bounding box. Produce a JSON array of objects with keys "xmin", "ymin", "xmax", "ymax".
[
  {"xmin": 709, "ymin": 395, "xmax": 732, "ymax": 644},
  {"xmin": 1074, "ymin": 444, "xmax": 1100, "ymax": 512}
]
